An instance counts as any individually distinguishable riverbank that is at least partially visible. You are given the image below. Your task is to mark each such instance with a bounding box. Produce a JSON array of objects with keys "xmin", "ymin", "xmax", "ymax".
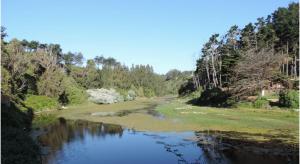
[{"xmin": 41, "ymin": 96, "xmax": 299, "ymax": 145}]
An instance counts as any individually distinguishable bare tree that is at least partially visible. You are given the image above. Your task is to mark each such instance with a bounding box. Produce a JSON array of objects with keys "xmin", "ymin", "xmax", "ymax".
[{"xmin": 231, "ymin": 48, "xmax": 284, "ymax": 98}]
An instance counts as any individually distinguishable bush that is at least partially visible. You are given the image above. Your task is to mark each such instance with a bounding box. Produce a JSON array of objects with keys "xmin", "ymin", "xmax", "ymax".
[
  {"xmin": 135, "ymin": 87, "xmax": 144, "ymax": 97},
  {"xmin": 188, "ymin": 88, "xmax": 203, "ymax": 99},
  {"xmin": 253, "ymin": 97, "xmax": 270, "ymax": 109},
  {"xmin": 279, "ymin": 90, "xmax": 299, "ymax": 109},
  {"xmin": 293, "ymin": 80, "xmax": 299, "ymax": 90},
  {"xmin": 126, "ymin": 90, "xmax": 136, "ymax": 101},
  {"xmin": 144, "ymin": 88, "xmax": 155, "ymax": 97},
  {"xmin": 24, "ymin": 95, "xmax": 58, "ymax": 111},
  {"xmin": 197, "ymin": 88, "xmax": 229, "ymax": 107},
  {"xmin": 61, "ymin": 77, "xmax": 87, "ymax": 105},
  {"xmin": 178, "ymin": 79, "xmax": 196, "ymax": 96}
]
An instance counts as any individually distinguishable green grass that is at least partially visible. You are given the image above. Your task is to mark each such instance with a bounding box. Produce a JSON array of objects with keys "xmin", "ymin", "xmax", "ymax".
[
  {"xmin": 156, "ymin": 99, "xmax": 299, "ymax": 143},
  {"xmin": 32, "ymin": 114, "xmax": 58, "ymax": 128},
  {"xmin": 24, "ymin": 95, "xmax": 59, "ymax": 112},
  {"xmin": 49, "ymin": 96, "xmax": 298, "ymax": 144}
]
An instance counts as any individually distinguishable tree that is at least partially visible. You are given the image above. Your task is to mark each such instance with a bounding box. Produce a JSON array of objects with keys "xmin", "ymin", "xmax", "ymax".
[
  {"xmin": 85, "ymin": 59, "xmax": 102, "ymax": 88},
  {"xmin": 28, "ymin": 41, "xmax": 39, "ymax": 52},
  {"xmin": 1, "ymin": 26, "xmax": 7, "ymax": 40},
  {"xmin": 2, "ymin": 39, "xmax": 29, "ymax": 96},
  {"xmin": 94, "ymin": 55, "xmax": 104, "ymax": 69},
  {"xmin": 165, "ymin": 69, "xmax": 182, "ymax": 81},
  {"xmin": 231, "ymin": 48, "xmax": 284, "ymax": 98},
  {"xmin": 37, "ymin": 68, "xmax": 65, "ymax": 97},
  {"xmin": 63, "ymin": 52, "xmax": 83, "ymax": 66}
]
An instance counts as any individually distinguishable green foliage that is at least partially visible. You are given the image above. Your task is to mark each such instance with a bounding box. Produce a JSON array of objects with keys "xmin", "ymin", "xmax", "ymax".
[
  {"xmin": 143, "ymin": 88, "xmax": 155, "ymax": 97},
  {"xmin": 178, "ymin": 79, "xmax": 197, "ymax": 96},
  {"xmin": 253, "ymin": 97, "xmax": 270, "ymax": 109},
  {"xmin": 32, "ymin": 114, "xmax": 57, "ymax": 128},
  {"xmin": 279, "ymin": 90, "xmax": 299, "ymax": 109},
  {"xmin": 192, "ymin": 2, "xmax": 299, "ymax": 100},
  {"xmin": 197, "ymin": 88, "xmax": 229, "ymax": 107},
  {"xmin": 24, "ymin": 95, "xmax": 58, "ymax": 111},
  {"xmin": 1, "ymin": 66, "xmax": 11, "ymax": 95},
  {"xmin": 61, "ymin": 77, "xmax": 87, "ymax": 105},
  {"xmin": 37, "ymin": 69, "xmax": 65, "ymax": 98},
  {"xmin": 188, "ymin": 87, "xmax": 203, "ymax": 99}
]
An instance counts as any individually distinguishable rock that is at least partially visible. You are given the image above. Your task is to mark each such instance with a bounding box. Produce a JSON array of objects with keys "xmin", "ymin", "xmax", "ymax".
[{"xmin": 86, "ymin": 88, "xmax": 124, "ymax": 104}]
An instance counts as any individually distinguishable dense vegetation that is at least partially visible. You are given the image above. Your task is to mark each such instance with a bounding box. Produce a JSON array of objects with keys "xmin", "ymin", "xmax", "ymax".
[
  {"xmin": 1, "ymin": 29, "xmax": 190, "ymax": 110},
  {"xmin": 181, "ymin": 2, "xmax": 299, "ymax": 108}
]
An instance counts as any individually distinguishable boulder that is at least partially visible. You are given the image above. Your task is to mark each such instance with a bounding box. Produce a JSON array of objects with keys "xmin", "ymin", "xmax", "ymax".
[{"xmin": 86, "ymin": 88, "xmax": 124, "ymax": 104}]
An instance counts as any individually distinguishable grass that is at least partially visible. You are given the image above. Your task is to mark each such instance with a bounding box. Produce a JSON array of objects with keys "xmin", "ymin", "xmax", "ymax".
[
  {"xmin": 32, "ymin": 113, "xmax": 57, "ymax": 128},
  {"xmin": 157, "ymin": 99, "xmax": 299, "ymax": 144},
  {"xmin": 24, "ymin": 95, "xmax": 59, "ymax": 112},
  {"xmin": 50, "ymin": 96, "xmax": 298, "ymax": 144}
]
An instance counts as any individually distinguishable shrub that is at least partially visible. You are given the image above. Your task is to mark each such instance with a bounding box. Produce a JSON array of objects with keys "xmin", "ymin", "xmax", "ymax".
[
  {"xmin": 144, "ymin": 88, "xmax": 155, "ymax": 97},
  {"xmin": 178, "ymin": 79, "xmax": 196, "ymax": 96},
  {"xmin": 126, "ymin": 90, "xmax": 136, "ymax": 101},
  {"xmin": 253, "ymin": 97, "xmax": 270, "ymax": 109},
  {"xmin": 189, "ymin": 87, "xmax": 203, "ymax": 99},
  {"xmin": 198, "ymin": 88, "xmax": 229, "ymax": 107},
  {"xmin": 279, "ymin": 90, "xmax": 299, "ymax": 109},
  {"xmin": 293, "ymin": 80, "xmax": 299, "ymax": 90},
  {"xmin": 24, "ymin": 95, "xmax": 58, "ymax": 111},
  {"xmin": 135, "ymin": 87, "xmax": 144, "ymax": 97},
  {"xmin": 61, "ymin": 77, "xmax": 87, "ymax": 105}
]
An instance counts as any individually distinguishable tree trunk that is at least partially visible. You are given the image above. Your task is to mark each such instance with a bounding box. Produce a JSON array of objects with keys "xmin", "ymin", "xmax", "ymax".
[
  {"xmin": 205, "ymin": 58, "xmax": 210, "ymax": 87},
  {"xmin": 219, "ymin": 59, "xmax": 222, "ymax": 87},
  {"xmin": 286, "ymin": 42, "xmax": 289, "ymax": 76},
  {"xmin": 294, "ymin": 55, "xmax": 297, "ymax": 79},
  {"xmin": 211, "ymin": 54, "xmax": 218, "ymax": 87}
]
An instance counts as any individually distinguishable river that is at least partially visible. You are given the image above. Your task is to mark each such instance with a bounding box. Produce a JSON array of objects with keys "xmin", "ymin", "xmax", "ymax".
[{"xmin": 37, "ymin": 118, "xmax": 298, "ymax": 164}]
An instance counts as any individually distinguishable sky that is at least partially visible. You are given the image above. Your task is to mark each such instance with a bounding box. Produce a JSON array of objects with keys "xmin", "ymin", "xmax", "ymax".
[{"xmin": 1, "ymin": 0, "xmax": 296, "ymax": 74}]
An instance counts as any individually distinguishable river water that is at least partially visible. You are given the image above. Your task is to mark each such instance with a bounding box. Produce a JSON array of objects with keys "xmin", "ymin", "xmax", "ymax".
[{"xmin": 38, "ymin": 118, "xmax": 298, "ymax": 164}]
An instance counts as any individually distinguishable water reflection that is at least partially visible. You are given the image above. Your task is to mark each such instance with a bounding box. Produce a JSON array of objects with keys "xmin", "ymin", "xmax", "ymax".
[
  {"xmin": 38, "ymin": 119, "xmax": 298, "ymax": 164},
  {"xmin": 39, "ymin": 118, "xmax": 123, "ymax": 163}
]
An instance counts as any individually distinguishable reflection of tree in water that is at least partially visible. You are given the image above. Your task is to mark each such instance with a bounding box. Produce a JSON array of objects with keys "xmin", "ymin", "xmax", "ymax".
[
  {"xmin": 194, "ymin": 130, "xmax": 298, "ymax": 164},
  {"xmin": 38, "ymin": 118, "xmax": 123, "ymax": 163},
  {"xmin": 194, "ymin": 131, "xmax": 230, "ymax": 164}
]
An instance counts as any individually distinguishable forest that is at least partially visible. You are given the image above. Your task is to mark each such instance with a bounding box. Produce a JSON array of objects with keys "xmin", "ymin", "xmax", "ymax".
[
  {"xmin": 1, "ymin": 2, "xmax": 299, "ymax": 164},
  {"xmin": 180, "ymin": 2, "xmax": 299, "ymax": 108}
]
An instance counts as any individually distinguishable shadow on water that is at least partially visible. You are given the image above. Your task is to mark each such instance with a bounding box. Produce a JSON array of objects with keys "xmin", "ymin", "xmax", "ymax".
[
  {"xmin": 193, "ymin": 130, "xmax": 299, "ymax": 164},
  {"xmin": 38, "ymin": 119, "xmax": 299, "ymax": 164}
]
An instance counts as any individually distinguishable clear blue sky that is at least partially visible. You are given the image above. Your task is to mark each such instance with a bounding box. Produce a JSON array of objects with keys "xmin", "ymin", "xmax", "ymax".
[{"xmin": 1, "ymin": 0, "xmax": 296, "ymax": 74}]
